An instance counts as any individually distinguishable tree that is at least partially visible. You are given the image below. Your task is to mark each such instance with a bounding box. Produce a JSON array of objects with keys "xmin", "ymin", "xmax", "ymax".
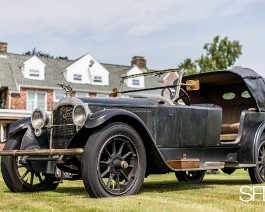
[
  {"xmin": 178, "ymin": 36, "xmax": 243, "ymax": 75},
  {"xmin": 178, "ymin": 58, "xmax": 197, "ymax": 76},
  {"xmin": 197, "ymin": 36, "xmax": 242, "ymax": 73},
  {"xmin": 24, "ymin": 48, "xmax": 68, "ymax": 60}
]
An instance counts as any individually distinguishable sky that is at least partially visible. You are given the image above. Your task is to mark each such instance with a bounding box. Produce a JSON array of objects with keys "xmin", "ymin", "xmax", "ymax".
[{"xmin": 1, "ymin": 0, "xmax": 265, "ymax": 76}]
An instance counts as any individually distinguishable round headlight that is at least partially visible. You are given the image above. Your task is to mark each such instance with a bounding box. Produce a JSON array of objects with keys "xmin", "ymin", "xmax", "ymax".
[
  {"xmin": 31, "ymin": 109, "xmax": 49, "ymax": 129},
  {"xmin": 72, "ymin": 105, "xmax": 90, "ymax": 126}
]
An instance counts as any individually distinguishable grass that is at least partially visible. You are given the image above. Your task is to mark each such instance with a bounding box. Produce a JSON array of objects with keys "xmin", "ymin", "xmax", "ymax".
[{"xmin": 0, "ymin": 169, "xmax": 264, "ymax": 211}]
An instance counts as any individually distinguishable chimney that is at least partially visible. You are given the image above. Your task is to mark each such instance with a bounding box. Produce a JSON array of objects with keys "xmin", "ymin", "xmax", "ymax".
[
  {"xmin": 0, "ymin": 42, "xmax": 7, "ymax": 55},
  {"xmin": 131, "ymin": 56, "xmax": 147, "ymax": 70}
]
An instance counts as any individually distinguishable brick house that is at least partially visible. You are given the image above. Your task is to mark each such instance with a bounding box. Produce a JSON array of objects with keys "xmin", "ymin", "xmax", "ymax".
[
  {"xmin": 0, "ymin": 42, "xmax": 167, "ymax": 142},
  {"xmin": 157, "ymin": 72, "xmax": 181, "ymax": 100}
]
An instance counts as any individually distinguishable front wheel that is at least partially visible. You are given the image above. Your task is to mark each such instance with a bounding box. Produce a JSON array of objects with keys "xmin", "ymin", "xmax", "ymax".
[
  {"xmin": 175, "ymin": 171, "xmax": 206, "ymax": 182},
  {"xmin": 81, "ymin": 122, "xmax": 146, "ymax": 198},
  {"xmin": 249, "ymin": 138, "xmax": 265, "ymax": 183},
  {"xmin": 1, "ymin": 134, "xmax": 59, "ymax": 192}
]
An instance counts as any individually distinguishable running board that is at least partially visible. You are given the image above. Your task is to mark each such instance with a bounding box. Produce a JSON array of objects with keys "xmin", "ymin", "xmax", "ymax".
[
  {"xmin": 204, "ymin": 161, "xmax": 256, "ymax": 169},
  {"xmin": 169, "ymin": 161, "xmax": 256, "ymax": 171},
  {"xmin": 0, "ymin": 148, "xmax": 84, "ymax": 156}
]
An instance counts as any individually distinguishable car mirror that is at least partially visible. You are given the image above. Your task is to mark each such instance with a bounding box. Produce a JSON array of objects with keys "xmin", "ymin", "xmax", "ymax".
[
  {"xmin": 186, "ymin": 80, "xmax": 200, "ymax": 91},
  {"xmin": 110, "ymin": 88, "xmax": 119, "ymax": 97}
]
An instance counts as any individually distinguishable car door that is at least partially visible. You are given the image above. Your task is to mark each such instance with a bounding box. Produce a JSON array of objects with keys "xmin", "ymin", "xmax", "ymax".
[{"xmin": 156, "ymin": 104, "xmax": 221, "ymax": 147}]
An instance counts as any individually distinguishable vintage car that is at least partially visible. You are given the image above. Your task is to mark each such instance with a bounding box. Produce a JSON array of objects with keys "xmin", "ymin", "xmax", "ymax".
[{"xmin": 1, "ymin": 68, "xmax": 265, "ymax": 198}]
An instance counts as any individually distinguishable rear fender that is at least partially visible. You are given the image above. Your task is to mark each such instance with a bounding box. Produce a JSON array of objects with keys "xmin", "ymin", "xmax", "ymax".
[{"xmin": 238, "ymin": 121, "xmax": 265, "ymax": 163}]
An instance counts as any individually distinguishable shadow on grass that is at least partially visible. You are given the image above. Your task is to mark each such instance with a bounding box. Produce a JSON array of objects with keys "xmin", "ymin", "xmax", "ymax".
[
  {"xmin": 0, "ymin": 185, "xmax": 86, "ymax": 196},
  {"xmin": 52, "ymin": 178, "xmax": 252, "ymax": 196},
  {"xmin": 141, "ymin": 178, "xmax": 252, "ymax": 193},
  {"xmin": 55, "ymin": 186, "xmax": 86, "ymax": 195},
  {"xmin": 142, "ymin": 181, "xmax": 208, "ymax": 193}
]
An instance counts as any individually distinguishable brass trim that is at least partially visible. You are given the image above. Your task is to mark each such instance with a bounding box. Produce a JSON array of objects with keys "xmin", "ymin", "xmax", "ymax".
[
  {"xmin": 0, "ymin": 148, "xmax": 84, "ymax": 156},
  {"xmin": 183, "ymin": 80, "xmax": 200, "ymax": 91}
]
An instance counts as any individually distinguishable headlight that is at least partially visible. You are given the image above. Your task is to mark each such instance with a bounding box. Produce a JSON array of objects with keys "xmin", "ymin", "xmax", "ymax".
[
  {"xmin": 31, "ymin": 108, "xmax": 49, "ymax": 129},
  {"xmin": 72, "ymin": 105, "xmax": 90, "ymax": 126}
]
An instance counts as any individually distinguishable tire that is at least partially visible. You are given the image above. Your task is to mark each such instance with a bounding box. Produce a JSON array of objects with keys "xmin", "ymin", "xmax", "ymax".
[
  {"xmin": 175, "ymin": 171, "xmax": 206, "ymax": 182},
  {"xmin": 81, "ymin": 122, "xmax": 146, "ymax": 198},
  {"xmin": 249, "ymin": 136, "xmax": 265, "ymax": 184},
  {"xmin": 1, "ymin": 134, "xmax": 59, "ymax": 192}
]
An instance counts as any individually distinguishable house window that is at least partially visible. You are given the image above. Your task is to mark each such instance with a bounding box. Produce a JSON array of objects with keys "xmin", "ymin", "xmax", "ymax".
[
  {"xmin": 0, "ymin": 124, "xmax": 7, "ymax": 142},
  {"xmin": 27, "ymin": 91, "xmax": 46, "ymax": 111},
  {"xmin": 0, "ymin": 90, "xmax": 5, "ymax": 109},
  {"xmin": 132, "ymin": 79, "xmax": 140, "ymax": 86},
  {"xmin": 96, "ymin": 93, "xmax": 109, "ymax": 98},
  {"xmin": 29, "ymin": 70, "xmax": 40, "ymax": 78},
  {"xmin": 93, "ymin": 76, "xmax": 102, "ymax": 83},
  {"xmin": 73, "ymin": 74, "xmax": 82, "ymax": 81},
  {"xmin": 76, "ymin": 92, "xmax": 88, "ymax": 98},
  {"xmin": 54, "ymin": 90, "xmax": 65, "ymax": 102}
]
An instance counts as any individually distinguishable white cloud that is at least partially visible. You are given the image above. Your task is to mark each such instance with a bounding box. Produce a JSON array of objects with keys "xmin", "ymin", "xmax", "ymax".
[
  {"xmin": 0, "ymin": 0, "xmax": 258, "ymax": 37},
  {"xmin": 0, "ymin": 0, "xmax": 264, "ymax": 76}
]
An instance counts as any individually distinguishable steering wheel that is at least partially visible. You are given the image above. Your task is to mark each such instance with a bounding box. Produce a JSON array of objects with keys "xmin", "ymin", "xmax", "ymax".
[
  {"xmin": 174, "ymin": 88, "xmax": 190, "ymax": 105},
  {"xmin": 161, "ymin": 87, "xmax": 176, "ymax": 100}
]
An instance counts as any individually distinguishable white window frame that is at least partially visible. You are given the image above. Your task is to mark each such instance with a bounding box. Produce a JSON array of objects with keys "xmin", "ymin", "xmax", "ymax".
[
  {"xmin": 93, "ymin": 76, "xmax": 103, "ymax": 83},
  {"xmin": 53, "ymin": 90, "xmax": 65, "ymax": 102},
  {"xmin": 127, "ymin": 77, "xmax": 144, "ymax": 88},
  {"xmin": 29, "ymin": 69, "xmax": 40, "ymax": 78},
  {"xmin": 76, "ymin": 91, "xmax": 88, "ymax": 98},
  {"xmin": 132, "ymin": 79, "xmax": 140, "ymax": 86},
  {"xmin": 73, "ymin": 74, "xmax": 82, "ymax": 82},
  {"xmin": 0, "ymin": 123, "xmax": 7, "ymax": 142},
  {"xmin": 96, "ymin": 93, "xmax": 109, "ymax": 98},
  {"xmin": 27, "ymin": 91, "xmax": 47, "ymax": 111}
]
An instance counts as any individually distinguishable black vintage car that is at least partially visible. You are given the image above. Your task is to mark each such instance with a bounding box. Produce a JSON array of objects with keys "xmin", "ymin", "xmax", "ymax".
[{"xmin": 1, "ymin": 68, "xmax": 265, "ymax": 198}]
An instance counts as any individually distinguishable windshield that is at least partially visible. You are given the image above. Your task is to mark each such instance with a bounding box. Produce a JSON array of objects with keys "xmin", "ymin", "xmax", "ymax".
[{"xmin": 113, "ymin": 69, "xmax": 184, "ymax": 102}]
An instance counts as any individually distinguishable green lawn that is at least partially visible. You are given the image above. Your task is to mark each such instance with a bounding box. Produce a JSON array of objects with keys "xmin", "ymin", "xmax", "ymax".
[{"xmin": 0, "ymin": 169, "xmax": 264, "ymax": 211}]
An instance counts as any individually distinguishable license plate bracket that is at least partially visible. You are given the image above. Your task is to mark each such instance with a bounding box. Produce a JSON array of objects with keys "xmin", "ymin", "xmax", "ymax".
[{"xmin": 55, "ymin": 167, "xmax": 73, "ymax": 178}]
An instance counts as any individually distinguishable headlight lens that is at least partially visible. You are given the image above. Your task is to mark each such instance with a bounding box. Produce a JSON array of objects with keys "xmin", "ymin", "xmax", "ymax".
[
  {"xmin": 31, "ymin": 109, "xmax": 49, "ymax": 129},
  {"xmin": 72, "ymin": 105, "xmax": 90, "ymax": 126}
]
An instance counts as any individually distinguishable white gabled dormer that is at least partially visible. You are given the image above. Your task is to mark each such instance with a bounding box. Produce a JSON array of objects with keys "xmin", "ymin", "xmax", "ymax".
[
  {"xmin": 62, "ymin": 53, "xmax": 109, "ymax": 85},
  {"xmin": 21, "ymin": 56, "xmax": 46, "ymax": 80},
  {"xmin": 125, "ymin": 66, "xmax": 145, "ymax": 88}
]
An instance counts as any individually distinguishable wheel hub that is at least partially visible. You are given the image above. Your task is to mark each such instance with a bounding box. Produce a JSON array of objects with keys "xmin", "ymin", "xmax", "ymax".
[{"xmin": 113, "ymin": 160, "xmax": 128, "ymax": 170}]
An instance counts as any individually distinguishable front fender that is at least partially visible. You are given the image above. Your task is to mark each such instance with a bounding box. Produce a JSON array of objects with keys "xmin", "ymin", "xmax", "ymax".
[
  {"xmin": 8, "ymin": 117, "xmax": 49, "ymax": 150},
  {"xmin": 84, "ymin": 109, "xmax": 147, "ymax": 129},
  {"xmin": 70, "ymin": 109, "xmax": 172, "ymax": 173},
  {"xmin": 9, "ymin": 117, "xmax": 31, "ymax": 136}
]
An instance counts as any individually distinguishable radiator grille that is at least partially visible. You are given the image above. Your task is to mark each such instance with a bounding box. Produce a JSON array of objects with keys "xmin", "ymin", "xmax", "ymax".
[{"xmin": 52, "ymin": 105, "xmax": 76, "ymax": 149}]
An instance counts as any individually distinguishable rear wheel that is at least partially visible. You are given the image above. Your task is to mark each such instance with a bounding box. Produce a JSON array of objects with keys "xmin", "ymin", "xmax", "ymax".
[
  {"xmin": 1, "ymin": 134, "xmax": 59, "ymax": 192},
  {"xmin": 175, "ymin": 171, "xmax": 206, "ymax": 182},
  {"xmin": 249, "ymin": 137, "xmax": 265, "ymax": 183},
  {"xmin": 81, "ymin": 122, "xmax": 146, "ymax": 197}
]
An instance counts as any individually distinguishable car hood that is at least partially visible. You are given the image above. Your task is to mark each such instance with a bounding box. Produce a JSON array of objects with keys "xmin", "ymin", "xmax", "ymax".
[{"xmin": 80, "ymin": 96, "xmax": 168, "ymax": 108}]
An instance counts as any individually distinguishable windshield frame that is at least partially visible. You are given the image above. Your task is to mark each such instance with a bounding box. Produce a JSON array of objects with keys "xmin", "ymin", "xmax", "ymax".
[{"xmin": 113, "ymin": 68, "xmax": 184, "ymax": 103}]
